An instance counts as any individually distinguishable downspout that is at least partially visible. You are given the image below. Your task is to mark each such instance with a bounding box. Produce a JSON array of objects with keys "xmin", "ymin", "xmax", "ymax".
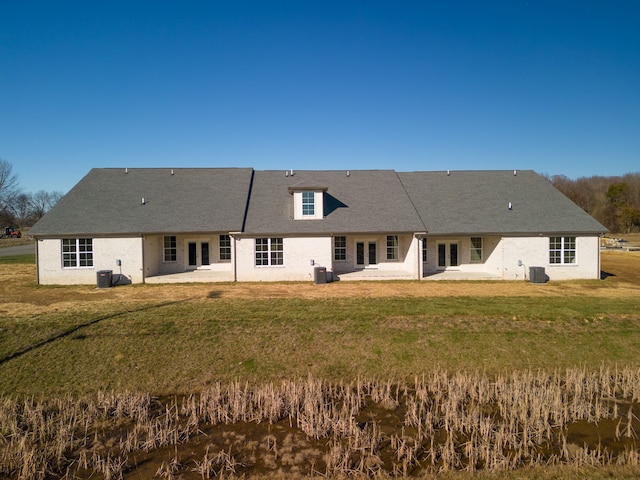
[
  {"xmin": 416, "ymin": 236, "xmax": 421, "ymax": 280},
  {"xmin": 415, "ymin": 233, "xmax": 427, "ymax": 280},
  {"xmin": 230, "ymin": 233, "xmax": 240, "ymax": 282},
  {"xmin": 35, "ymin": 237, "xmax": 40, "ymax": 285},
  {"xmin": 233, "ymin": 235, "xmax": 237, "ymax": 282},
  {"xmin": 141, "ymin": 235, "xmax": 146, "ymax": 284},
  {"xmin": 597, "ymin": 235, "xmax": 602, "ymax": 280}
]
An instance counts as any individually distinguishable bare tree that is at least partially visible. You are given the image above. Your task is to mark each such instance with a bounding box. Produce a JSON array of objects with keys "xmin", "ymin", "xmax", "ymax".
[
  {"xmin": 29, "ymin": 190, "xmax": 63, "ymax": 221},
  {"xmin": 553, "ymin": 172, "xmax": 640, "ymax": 233},
  {"xmin": 12, "ymin": 193, "xmax": 32, "ymax": 227},
  {"xmin": 0, "ymin": 159, "xmax": 20, "ymax": 219}
]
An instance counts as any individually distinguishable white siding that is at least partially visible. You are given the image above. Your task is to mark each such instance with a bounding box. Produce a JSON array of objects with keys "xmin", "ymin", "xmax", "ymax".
[
  {"xmin": 37, "ymin": 237, "xmax": 144, "ymax": 285},
  {"xmin": 292, "ymin": 191, "xmax": 324, "ymax": 220}
]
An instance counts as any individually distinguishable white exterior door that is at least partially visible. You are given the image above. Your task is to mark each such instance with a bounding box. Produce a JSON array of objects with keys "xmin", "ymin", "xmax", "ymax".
[
  {"xmin": 356, "ymin": 241, "xmax": 377, "ymax": 267},
  {"xmin": 437, "ymin": 242, "xmax": 459, "ymax": 269},
  {"xmin": 187, "ymin": 241, "xmax": 211, "ymax": 269}
]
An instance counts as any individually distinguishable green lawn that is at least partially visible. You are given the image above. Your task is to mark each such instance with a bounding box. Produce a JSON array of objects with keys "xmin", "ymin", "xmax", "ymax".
[
  {"xmin": 3, "ymin": 255, "xmax": 640, "ymax": 479},
  {"xmin": 0, "ymin": 253, "xmax": 35, "ymax": 264},
  {"xmin": 2, "ymin": 294, "xmax": 640, "ymax": 396}
]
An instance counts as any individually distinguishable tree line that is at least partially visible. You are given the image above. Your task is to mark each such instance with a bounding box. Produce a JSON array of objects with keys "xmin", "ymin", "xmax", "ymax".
[
  {"xmin": 549, "ymin": 172, "xmax": 640, "ymax": 233},
  {"xmin": 0, "ymin": 158, "xmax": 64, "ymax": 230},
  {"xmin": 1, "ymin": 156, "xmax": 638, "ymax": 234}
]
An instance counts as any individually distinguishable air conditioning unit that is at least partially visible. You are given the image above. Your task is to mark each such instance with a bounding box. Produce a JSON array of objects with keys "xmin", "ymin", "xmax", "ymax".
[{"xmin": 529, "ymin": 266, "xmax": 547, "ymax": 284}]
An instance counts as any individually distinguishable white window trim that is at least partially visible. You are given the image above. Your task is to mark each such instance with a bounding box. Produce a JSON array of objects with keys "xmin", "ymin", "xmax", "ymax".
[
  {"xmin": 470, "ymin": 237, "xmax": 483, "ymax": 263},
  {"xmin": 334, "ymin": 236, "xmax": 347, "ymax": 262},
  {"xmin": 163, "ymin": 235, "xmax": 177, "ymax": 263},
  {"xmin": 255, "ymin": 237, "xmax": 285, "ymax": 267},
  {"xmin": 62, "ymin": 238, "xmax": 94, "ymax": 268},
  {"xmin": 219, "ymin": 234, "xmax": 232, "ymax": 262},
  {"xmin": 301, "ymin": 191, "xmax": 315, "ymax": 217},
  {"xmin": 549, "ymin": 236, "xmax": 577, "ymax": 265},
  {"xmin": 386, "ymin": 235, "xmax": 399, "ymax": 261}
]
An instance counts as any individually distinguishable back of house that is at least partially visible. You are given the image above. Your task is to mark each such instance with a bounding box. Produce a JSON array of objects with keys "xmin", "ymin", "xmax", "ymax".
[{"xmin": 29, "ymin": 168, "xmax": 607, "ymax": 285}]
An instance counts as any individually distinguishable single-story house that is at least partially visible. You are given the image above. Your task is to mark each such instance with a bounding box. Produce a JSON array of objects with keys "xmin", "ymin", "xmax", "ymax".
[{"xmin": 28, "ymin": 168, "xmax": 607, "ymax": 285}]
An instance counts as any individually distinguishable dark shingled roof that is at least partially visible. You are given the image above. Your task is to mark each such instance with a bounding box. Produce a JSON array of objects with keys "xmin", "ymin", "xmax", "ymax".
[
  {"xmin": 28, "ymin": 168, "xmax": 254, "ymax": 236},
  {"xmin": 29, "ymin": 168, "xmax": 607, "ymax": 237},
  {"xmin": 242, "ymin": 170, "xmax": 425, "ymax": 234},
  {"xmin": 397, "ymin": 170, "xmax": 607, "ymax": 235}
]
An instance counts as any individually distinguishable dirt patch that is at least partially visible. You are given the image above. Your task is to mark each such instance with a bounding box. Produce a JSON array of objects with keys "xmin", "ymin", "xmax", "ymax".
[{"xmin": 2, "ymin": 250, "xmax": 639, "ymax": 318}]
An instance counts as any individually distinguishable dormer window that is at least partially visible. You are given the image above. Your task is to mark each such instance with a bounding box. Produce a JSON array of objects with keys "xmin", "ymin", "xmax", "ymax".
[
  {"xmin": 289, "ymin": 186, "xmax": 327, "ymax": 220},
  {"xmin": 302, "ymin": 191, "xmax": 315, "ymax": 216}
]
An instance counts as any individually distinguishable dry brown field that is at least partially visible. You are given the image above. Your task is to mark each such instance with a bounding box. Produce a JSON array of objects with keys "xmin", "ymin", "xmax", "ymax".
[
  {"xmin": 2, "ymin": 240, "xmax": 640, "ymax": 319},
  {"xmin": 2, "ymin": 237, "xmax": 640, "ymax": 479}
]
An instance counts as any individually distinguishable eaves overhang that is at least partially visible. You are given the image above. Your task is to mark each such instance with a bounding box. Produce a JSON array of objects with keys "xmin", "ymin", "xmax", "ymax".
[{"xmin": 287, "ymin": 185, "xmax": 329, "ymax": 193}]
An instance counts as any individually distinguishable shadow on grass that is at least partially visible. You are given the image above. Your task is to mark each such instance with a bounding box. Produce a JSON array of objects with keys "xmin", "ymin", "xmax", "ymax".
[
  {"xmin": 601, "ymin": 270, "xmax": 616, "ymax": 280},
  {"xmin": 0, "ymin": 298, "xmax": 194, "ymax": 366}
]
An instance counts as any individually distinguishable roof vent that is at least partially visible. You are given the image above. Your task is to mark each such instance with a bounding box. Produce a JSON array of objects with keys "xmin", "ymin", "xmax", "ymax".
[
  {"xmin": 285, "ymin": 170, "xmax": 288, "ymax": 177},
  {"xmin": 514, "ymin": 170, "xmax": 517, "ymax": 176},
  {"xmin": 508, "ymin": 202, "xmax": 513, "ymax": 210},
  {"xmin": 141, "ymin": 197, "xmax": 146, "ymax": 205},
  {"xmin": 125, "ymin": 168, "xmax": 128, "ymax": 174},
  {"xmin": 171, "ymin": 169, "xmax": 174, "ymax": 175},
  {"xmin": 346, "ymin": 170, "xmax": 350, "ymax": 177},
  {"xmin": 290, "ymin": 169, "xmax": 295, "ymax": 176},
  {"xmin": 447, "ymin": 170, "xmax": 450, "ymax": 176}
]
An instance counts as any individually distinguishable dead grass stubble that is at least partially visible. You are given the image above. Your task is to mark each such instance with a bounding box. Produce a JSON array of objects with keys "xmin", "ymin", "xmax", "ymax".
[{"xmin": 2, "ymin": 367, "xmax": 640, "ymax": 479}]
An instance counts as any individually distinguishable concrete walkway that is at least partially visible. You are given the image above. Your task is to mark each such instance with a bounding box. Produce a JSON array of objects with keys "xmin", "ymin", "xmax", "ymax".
[
  {"xmin": 423, "ymin": 270, "xmax": 502, "ymax": 281},
  {"xmin": 336, "ymin": 270, "xmax": 416, "ymax": 281},
  {"xmin": 144, "ymin": 270, "xmax": 234, "ymax": 283}
]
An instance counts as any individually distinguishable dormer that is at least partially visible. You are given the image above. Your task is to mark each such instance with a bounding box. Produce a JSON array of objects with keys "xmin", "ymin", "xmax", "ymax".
[{"xmin": 288, "ymin": 185, "xmax": 327, "ymax": 220}]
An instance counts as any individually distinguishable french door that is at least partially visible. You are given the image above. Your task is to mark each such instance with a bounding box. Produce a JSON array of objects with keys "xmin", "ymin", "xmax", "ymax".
[
  {"xmin": 356, "ymin": 241, "xmax": 377, "ymax": 267},
  {"xmin": 187, "ymin": 241, "xmax": 210, "ymax": 269},
  {"xmin": 437, "ymin": 242, "xmax": 459, "ymax": 269}
]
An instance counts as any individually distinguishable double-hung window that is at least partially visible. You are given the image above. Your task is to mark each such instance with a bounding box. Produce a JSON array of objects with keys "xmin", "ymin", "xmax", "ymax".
[
  {"xmin": 549, "ymin": 236, "xmax": 576, "ymax": 264},
  {"xmin": 386, "ymin": 235, "xmax": 399, "ymax": 260},
  {"xmin": 422, "ymin": 238, "xmax": 428, "ymax": 262},
  {"xmin": 334, "ymin": 236, "xmax": 346, "ymax": 261},
  {"xmin": 470, "ymin": 237, "xmax": 483, "ymax": 263},
  {"xmin": 219, "ymin": 234, "xmax": 231, "ymax": 261},
  {"xmin": 163, "ymin": 236, "xmax": 177, "ymax": 262},
  {"xmin": 62, "ymin": 238, "xmax": 93, "ymax": 267},
  {"xmin": 302, "ymin": 191, "xmax": 315, "ymax": 216},
  {"xmin": 255, "ymin": 238, "xmax": 284, "ymax": 266}
]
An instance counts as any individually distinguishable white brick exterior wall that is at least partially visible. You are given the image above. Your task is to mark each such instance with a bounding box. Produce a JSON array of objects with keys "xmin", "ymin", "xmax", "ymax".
[
  {"xmin": 36, "ymin": 237, "xmax": 144, "ymax": 285},
  {"xmin": 333, "ymin": 234, "xmax": 420, "ymax": 276},
  {"xmin": 234, "ymin": 236, "xmax": 333, "ymax": 282},
  {"xmin": 35, "ymin": 233, "xmax": 601, "ymax": 284},
  {"xmin": 142, "ymin": 235, "xmax": 234, "ymax": 278},
  {"xmin": 500, "ymin": 235, "xmax": 600, "ymax": 280},
  {"xmin": 422, "ymin": 235, "xmax": 601, "ymax": 280}
]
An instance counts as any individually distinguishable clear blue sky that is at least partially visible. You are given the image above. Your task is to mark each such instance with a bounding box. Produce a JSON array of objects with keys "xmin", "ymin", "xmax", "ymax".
[{"xmin": 1, "ymin": 1, "xmax": 639, "ymax": 194}]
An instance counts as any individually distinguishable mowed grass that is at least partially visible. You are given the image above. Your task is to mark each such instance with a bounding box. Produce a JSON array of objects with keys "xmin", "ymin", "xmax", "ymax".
[
  {"xmin": 0, "ymin": 253, "xmax": 35, "ymax": 264},
  {"xmin": 2, "ymin": 284, "xmax": 640, "ymax": 396}
]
